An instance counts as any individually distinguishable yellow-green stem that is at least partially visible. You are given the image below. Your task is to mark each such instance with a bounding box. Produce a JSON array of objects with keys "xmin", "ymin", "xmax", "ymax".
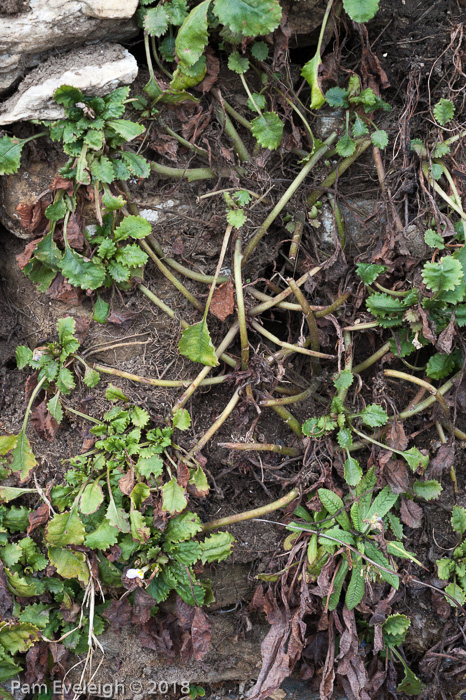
[{"xmin": 201, "ymin": 488, "xmax": 299, "ymax": 531}]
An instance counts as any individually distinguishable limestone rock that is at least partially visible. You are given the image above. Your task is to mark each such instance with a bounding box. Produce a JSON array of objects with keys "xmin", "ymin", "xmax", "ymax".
[
  {"xmin": 0, "ymin": 44, "xmax": 138, "ymax": 124},
  {"xmin": 0, "ymin": 0, "xmax": 138, "ymax": 94}
]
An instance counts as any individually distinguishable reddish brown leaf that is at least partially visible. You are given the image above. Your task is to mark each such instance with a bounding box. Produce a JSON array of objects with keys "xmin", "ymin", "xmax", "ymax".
[
  {"xmin": 418, "ymin": 305, "xmax": 437, "ymax": 344},
  {"xmin": 436, "ymin": 316, "xmax": 456, "ymax": 354},
  {"xmin": 356, "ymin": 22, "xmax": 390, "ymax": 94},
  {"xmin": 386, "ymin": 422, "xmax": 408, "ymax": 451},
  {"xmin": 51, "ymin": 176, "xmax": 74, "ymax": 195},
  {"xmin": 66, "ymin": 213, "xmax": 85, "ymax": 250},
  {"xmin": 31, "ymin": 399, "xmax": 59, "ymax": 441},
  {"xmin": 107, "ymin": 544, "xmax": 122, "ymax": 563},
  {"xmin": 0, "ymin": 563, "xmax": 13, "ymax": 619},
  {"xmin": 16, "ymin": 239, "xmax": 39, "ymax": 270},
  {"xmin": 210, "ymin": 279, "xmax": 234, "ymax": 321},
  {"xmin": 427, "ymin": 444, "xmax": 455, "ymax": 479},
  {"xmin": 132, "ymin": 588, "xmax": 156, "ymax": 625},
  {"xmin": 45, "ymin": 274, "xmax": 83, "ymax": 305},
  {"xmin": 319, "ymin": 615, "xmax": 336, "ymax": 700},
  {"xmin": 119, "ymin": 466, "xmax": 135, "ymax": 496},
  {"xmin": 25, "ymin": 641, "xmax": 49, "ymax": 686},
  {"xmin": 181, "ymin": 104, "xmax": 211, "ymax": 142},
  {"xmin": 74, "ymin": 316, "xmax": 91, "ymax": 342},
  {"xmin": 400, "ymin": 497, "xmax": 423, "ymax": 529},
  {"xmin": 59, "ymin": 595, "xmax": 81, "ymax": 622},
  {"xmin": 27, "ymin": 502, "xmax": 50, "ymax": 534},
  {"xmin": 103, "ymin": 597, "xmax": 133, "ymax": 630},
  {"xmin": 172, "ymin": 236, "xmax": 184, "ymax": 255},
  {"xmin": 107, "ymin": 308, "xmax": 138, "ymax": 326},
  {"xmin": 139, "ymin": 617, "xmax": 176, "ymax": 657},
  {"xmin": 150, "ymin": 133, "xmax": 179, "ymax": 162},
  {"xmin": 16, "ymin": 199, "xmax": 49, "ymax": 234},
  {"xmin": 384, "ymin": 459, "xmax": 409, "ymax": 494},
  {"xmin": 272, "ymin": 20, "xmax": 291, "ymax": 72},
  {"xmin": 191, "ymin": 607, "xmax": 211, "ymax": 660},
  {"xmin": 177, "ymin": 462, "xmax": 190, "ymax": 489},
  {"xmin": 195, "ymin": 48, "xmax": 220, "ymax": 94},
  {"xmin": 431, "ymin": 589, "xmax": 451, "ymax": 619}
]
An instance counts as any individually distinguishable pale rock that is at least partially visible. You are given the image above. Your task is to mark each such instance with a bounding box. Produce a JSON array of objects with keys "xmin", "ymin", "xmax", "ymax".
[
  {"xmin": 0, "ymin": 44, "xmax": 138, "ymax": 124},
  {"xmin": 0, "ymin": 0, "xmax": 138, "ymax": 93}
]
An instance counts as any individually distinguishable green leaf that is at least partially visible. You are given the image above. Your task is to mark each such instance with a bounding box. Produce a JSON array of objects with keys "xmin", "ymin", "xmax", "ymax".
[
  {"xmin": 105, "ymin": 500, "xmax": 130, "ymax": 533},
  {"xmin": 105, "ymin": 384, "xmax": 129, "ymax": 402},
  {"xmin": 130, "ymin": 508, "xmax": 150, "ymax": 543},
  {"xmin": 451, "ymin": 505, "xmax": 466, "ymax": 537},
  {"xmin": 301, "ymin": 54, "xmax": 325, "ymax": 109},
  {"xmin": 327, "ymin": 559, "xmax": 349, "ymax": 611},
  {"xmin": 433, "ymin": 141, "xmax": 451, "ymax": 158},
  {"xmin": 115, "ymin": 244, "xmax": 148, "ymax": 269},
  {"xmin": 424, "ymin": 229, "xmax": 445, "ymax": 249},
  {"xmin": 119, "ymin": 152, "xmax": 151, "ymax": 178},
  {"xmin": 47, "ymin": 393, "xmax": 63, "ymax": 423},
  {"xmin": 319, "ymin": 527, "xmax": 355, "ymax": 548},
  {"xmin": 108, "ymin": 260, "xmax": 131, "ymax": 283},
  {"xmin": 227, "ymin": 209, "xmax": 247, "ymax": 228},
  {"xmin": 382, "ymin": 614, "xmax": 410, "ymax": 646},
  {"xmin": 136, "ymin": 453, "xmax": 164, "ymax": 479},
  {"xmin": 342, "ymin": 0, "xmax": 380, "ymax": 23},
  {"xmin": 0, "ymin": 622, "xmax": 40, "ymax": 655},
  {"xmin": 46, "ymin": 509, "xmax": 85, "ymax": 546},
  {"xmin": 426, "ymin": 352, "xmax": 458, "ymax": 380},
  {"xmin": 325, "ymin": 87, "xmax": 349, "ymax": 108},
  {"xmin": 102, "ymin": 190, "xmax": 126, "ymax": 211},
  {"xmin": 318, "ymin": 489, "xmax": 351, "ymax": 531},
  {"xmin": 189, "ymin": 465, "xmax": 209, "ymax": 497},
  {"xmin": 48, "ymin": 547, "xmax": 89, "ymax": 585},
  {"xmin": 366, "ymin": 293, "xmax": 405, "ymax": 317},
  {"xmin": 397, "ymin": 666, "xmax": 424, "ymax": 695},
  {"xmin": 161, "ymin": 477, "xmax": 187, "ymax": 514},
  {"xmin": 445, "ymin": 581, "xmax": 465, "ymax": 607},
  {"xmin": 364, "ymin": 541, "xmax": 399, "ymax": 589},
  {"xmin": 84, "ymin": 519, "xmax": 119, "ymax": 550},
  {"xmin": 228, "ymin": 51, "xmax": 250, "ymax": 74},
  {"xmin": 337, "ymin": 428, "xmax": 352, "ymax": 448},
  {"xmin": 114, "ymin": 215, "xmax": 152, "ymax": 242},
  {"xmin": 45, "ymin": 198, "xmax": 66, "ymax": 222},
  {"xmin": 345, "ymin": 558, "xmax": 365, "ymax": 610},
  {"xmin": 54, "ymin": 85, "xmax": 83, "ymax": 106},
  {"xmin": 352, "ymin": 115, "xmax": 369, "ymax": 137},
  {"xmin": 84, "ymin": 129, "xmax": 104, "ymax": 151},
  {"xmin": 165, "ymin": 511, "xmax": 202, "ymax": 543},
  {"xmin": 371, "ymin": 130, "xmax": 388, "ymax": 149},
  {"xmin": 422, "ymin": 256, "xmax": 463, "ymax": 292},
  {"xmin": 413, "ymin": 479, "xmax": 442, "ymax": 501},
  {"xmin": 250, "ymin": 112, "xmax": 284, "ymax": 150},
  {"xmin": 386, "ymin": 541, "xmax": 423, "ymax": 566},
  {"xmin": 247, "ymin": 94, "xmax": 266, "ymax": 113},
  {"xmin": 0, "ymin": 434, "xmax": 18, "ymax": 456},
  {"xmin": 336, "ymin": 133, "xmax": 357, "ymax": 157},
  {"xmin": 10, "ymin": 431, "xmax": 36, "ymax": 482},
  {"xmin": 433, "ymin": 98, "xmax": 455, "ymax": 126},
  {"xmin": 144, "ymin": 5, "xmax": 169, "ymax": 35},
  {"xmin": 107, "ymin": 119, "xmax": 145, "ymax": 142},
  {"xmin": 0, "ymin": 136, "xmax": 24, "ymax": 175},
  {"xmin": 403, "ymin": 447, "xmax": 429, "ymax": 472},
  {"xmin": 83, "ymin": 367, "xmax": 100, "ymax": 388},
  {"xmin": 93, "ymin": 295, "xmax": 110, "ymax": 324},
  {"xmin": 366, "ymin": 485, "xmax": 398, "ymax": 521},
  {"xmin": 173, "ymin": 408, "xmax": 191, "ymax": 431},
  {"xmin": 251, "ymin": 41, "xmax": 269, "ymax": 60},
  {"xmin": 160, "ymin": 36, "xmax": 176, "ymax": 61},
  {"xmin": 359, "ymin": 404, "xmax": 388, "ymax": 427},
  {"xmin": 333, "ymin": 369, "xmax": 354, "ymax": 392},
  {"xmin": 175, "ymin": 0, "xmax": 210, "ymax": 67},
  {"xmin": 356, "ymin": 263, "xmax": 387, "ymax": 284},
  {"xmin": 0, "ymin": 486, "xmax": 35, "ymax": 503},
  {"xmin": 436, "ymin": 558, "xmax": 454, "ymax": 580},
  {"xmin": 80, "ymin": 482, "xmax": 104, "ymax": 514},
  {"xmin": 57, "ymin": 367, "xmax": 75, "ymax": 395},
  {"xmin": 200, "ymin": 531, "xmax": 235, "ymax": 563},
  {"xmin": 19, "ymin": 603, "xmax": 50, "ymax": 630},
  {"xmin": 15, "ymin": 346, "xmax": 33, "ymax": 370},
  {"xmin": 344, "ymin": 456, "xmax": 362, "ymax": 486},
  {"xmin": 179, "ymin": 320, "xmax": 219, "ymax": 367},
  {"xmin": 89, "ymin": 156, "xmax": 115, "ymax": 184},
  {"xmin": 165, "ymin": 0, "xmax": 189, "ymax": 24},
  {"xmin": 59, "ymin": 248, "xmax": 106, "ymax": 290},
  {"xmin": 213, "ymin": 0, "xmax": 281, "ymax": 36},
  {"xmin": 34, "ymin": 232, "xmax": 63, "ymax": 270}
]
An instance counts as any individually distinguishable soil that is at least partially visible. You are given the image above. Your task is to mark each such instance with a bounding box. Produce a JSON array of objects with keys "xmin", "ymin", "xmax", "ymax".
[
  {"xmin": 1, "ymin": 0, "xmax": 466, "ymax": 698},
  {"xmin": 0, "ymin": 0, "xmax": 29, "ymax": 16}
]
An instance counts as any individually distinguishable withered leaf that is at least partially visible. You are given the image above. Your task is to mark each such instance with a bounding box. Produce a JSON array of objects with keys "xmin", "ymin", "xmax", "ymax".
[
  {"xmin": 45, "ymin": 274, "xmax": 83, "ymax": 305},
  {"xmin": 119, "ymin": 466, "xmax": 135, "ymax": 496},
  {"xmin": 25, "ymin": 641, "xmax": 49, "ymax": 687},
  {"xmin": 16, "ymin": 239, "xmax": 39, "ymax": 270},
  {"xmin": 436, "ymin": 316, "xmax": 456, "ymax": 354},
  {"xmin": 384, "ymin": 459, "xmax": 409, "ymax": 494},
  {"xmin": 27, "ymin": 502, "xmax": 50, "ymax": 534},
  {"xmin": 210, "ymin": 279, "xmax": 234, "ymax": 321},
  {"xmin": 427, "ymin": 443, "xmax": 455, "ymax": 479},
  {"xmin": 31, "ymin": 399, "xmax": 58, "ymax": 442},
  {"xmin": 0, "ymin": 563, "xmax": 13, "ymax": 619},
  {"xmin": 191, "ymin": 607, "xmax": 211, "ymax": 660},
  {"xmin": 400, "ymin": 497, "xmax": 423, "ymax": 529},
  {"xmin": 132, "ymin": 588, "xmax": 156, "ymax": 625},
  {"xmin": 103, "ymin": 597, "xmax": 133, "ymax": 630},
  {"xmin": 387, "ymin": 422, "xmax": 408, "ymax": 451}
]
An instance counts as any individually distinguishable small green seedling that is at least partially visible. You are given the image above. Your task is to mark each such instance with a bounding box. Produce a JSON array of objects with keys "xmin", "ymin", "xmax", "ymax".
[{"xmin": 436, "ymin": 505, "xmax": 466, "ymax": 607}]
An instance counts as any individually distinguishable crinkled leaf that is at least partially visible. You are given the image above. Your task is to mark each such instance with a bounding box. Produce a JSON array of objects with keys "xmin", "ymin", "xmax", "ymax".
[
  {"xmin": 333, "ymin": 369, "xmax": 354, "ymax": 391},
  {"xmin": 0, "ymin": 623, "xmax": 40, "ymax": 655},
  {"xmin": 371, "ymin": 130, "xmax": 388, "ymax": 149},
  {"xmin": 228, "ymin": 51, "xmax": 250, "ymax": 74},
  {"xmin": 352, "ymin": 115, "xmax": 369, "ymax": 137},
  {"xmin": 105, "ymin": 384, "xmax": 129, "ymax": 402},
  {"xmin": 106, "ymin": 119, "xmax": 145, "ymax": 142},
  {"xmin": 10, "ymin": 431, "xmax": 36, "ymax": 482},
  {"xmin": 360, "ymin": 404, "xmax": 388, "ymax": 427},
  {"xmin": 433, "ymin": 98, "xmax": 455, "ymax": 126},
  {"xmin": 54, "ymin": 85, "xmax": 83, "ymax": 107},
  {"xmin": 356, "ymin": 263, "xmax": 387, "ymax": 284},
  {"xmin": 336, "ymin": 133, "xmax": 357, "ymax": 157},
  {"xmin": 57, "ymin": 367, "xmax": 75, "ymax": 395},
  {"xmin": 119, "ymin": 152, "xmax": 151, "ymax": 178},
  {"xmin": 161, "ymin": 477, "xmax": 187, "ymax": 514},
  {"xmin": 85, "ymin": 519, "xmax": 119, "ymax": 550},
  {"xmin": 89, "ymin": 156, "xmax": 115, "ymax": 184},
  {"xmin": 179, "ymin": 321, "xmax": 219, "ymax": 367},
  {"xmin": 325, "ymin": 87, "xmax": 349, "ymax": 108},
  {"xmin": 213, "ymin": 0, "xmax": 281, "ymax": 37},
  {"xmin": 422, "ymin": 257, "xmax": 463, "ymax": 292},
  {"xmin": 382, "ymin": 614, "xmax": 410, "ymax": 646},
  {"xmin": 15, "ymin": 346, "xmax": 33, "ymax": 370},
  {"xmin": 403, "ymin": 447, "xmax": 429, "ymax": 472},
  {"xmin": 345, "ymin": 558, "xmax": 365, "ymax": 610},
  {"xmin": 318, "ymin": 489, "xmax": 351, "ymax": 531},
  {"xmin": 200, "ymin": 531, "xmax": 235, "ymax": 563},
  {"xmin": 452, "ymin": 505, "xmax": 466, "ymax": 537},
  {"xmin": 114, "ymin": 215, "xmax": 152, "ymax": 242},
  {"xmin": 227, "ymin": 209, "xmax": 247, "ymax": 228},
  {"xmin": 102, "ymin": 190, "xmax": 126, "ymax": 211},
  {"xmin": 364, "ymin": 541, "xmax": 399, "ymax": 589},
  {"xmin": 424, "ymin": 229, "xmax": 445, "ymax": 249},
  {"xmin": 342, "ymin": 0, "xmax": 380, "ymax": 23},
  {"xmin": 0, "ymin": 136, "xmax": 24, "ymax": 175},
  {"xmin": 165, "ymin": 511, "xmax": 202, "ymax": 543},
  {"xmin": 136, "ymin": 453, "xmax": 164, "ymax": 479},
  {"xmin": 367, "ymin": 486, "xmax": 398, "ymax": 521},
  {"xmin": 173, "ymin": 408, "xmax": 191, "ymax": 431},
  {"xmin": 301, "ymin": 54, "xmax": 325, "ymax": 109},
  {"xmin": 250, "ymin": 112, "xmax": 284, "ymax": 150},
  {"xmin": 426, "ymin": 352, "xmax": 458, "ymax": 380},
  {"xmin": 59, "ymin": 248, "xmax": 106, "ymax": 290},
  {"xmin": 46, "ymin": 509, "xmax": 85, "ymax": 546},
  {"xmin": 144, "ymin": 5, "xmax": 169, "ymax": 35},
  {"xmin": 413, "ymin": 479, "xmax": 442, "ymax": 501},
  {"xmin": 251, "ymin": 41, "xmax": 269, "ymax": 60},
  {"xmin": 48, "ymin": 547, "xmax": 89, "ymax": 585}
]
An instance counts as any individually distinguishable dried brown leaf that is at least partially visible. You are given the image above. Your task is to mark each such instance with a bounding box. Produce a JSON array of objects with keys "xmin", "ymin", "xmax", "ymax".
[
  {"xmin": 195, "ymin": 48, "xmax": 220, "ymax": 93},
  {"xmin": 436, "ymin": 316, "xmax": 456, "ymax": 354},
  {"xmin": 387, "ymin": 422, "xmax": 408, "ymax": 451},
  {"xmin": 0, "ymin": 562, "xmax": 13, "ymax": 619},
  {"xmin": 31, "ymin": 399, "xmax": 59, "ymax": 441},
  {"xmin": 16, "ymin": 239, "xmax": 39, "ymax": 270},
  {"xmin": 45, "ymin": 274, "xmax": 83, "ymax": 305},
  {"xmin": 51, "ymin": 176, "xmax": 74, "ymax": 195},
  {"xmin": 27, "ymin": 502, "xmax": 50, "ymax": 534},
  {"xmin": 210, "ymin": 279, "xmax": 234, "ymax": 321},
  {"xmin": 132, "ymin": 588, "xmax": 156, "ymax": 625},
  {"xmin": 384, "ymin": 459, "xmax": 409, "ymax": 494},
  {"xmin": 192, "ymin": 607, "xmax": 211, "ymax": 660},
  {"xmin": 426, "ymin": 443, "xmax": 455, "ymax": 479},
  {"xmin": 25, "ymin": 641, "xmax": 49, "ymax": 686},
  {"xmin": 400, "ymin": 497, "xmax": 423, "ymax": 529},
  {"xmin": 118, "ymin": 466, "xmax": 135, "ymax": 496},
  {"xmin": 103, "ymin": 597, "xmax": 133, "ymax": 630}
]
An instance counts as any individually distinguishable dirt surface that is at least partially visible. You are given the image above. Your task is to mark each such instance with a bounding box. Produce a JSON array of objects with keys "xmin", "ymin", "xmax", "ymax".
[{"xmin": 0, "ymin": 0, "xmax": 29, "ymax": 16}]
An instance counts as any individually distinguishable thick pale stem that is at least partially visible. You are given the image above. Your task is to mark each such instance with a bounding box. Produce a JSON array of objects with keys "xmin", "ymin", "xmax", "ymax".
[
  {"xmin": 260, "ymin": 384, "xmax": 315, "ymax": 407},
  {"xmin": 234, "ymin": 239, "xmax": 249, "ymax": 370},
  {"xmin": 93, "ymin": 363, "xmax": 228, "ymax": 388},
  {"xmin": 216, "ymin": 104, "xmax": 251, "ymax": 162},
  {"xmin": 248, "ymin": 268, "xmax": 321, "ymax": 317},
  {"xmin": 352, "ymin": 341, "xmax": 391, "ymax": 374},
  {"xmin": 187, "ymin": 390, "xmax": 241, "ymax": 458},
  {"xmin": 288, "ymin": 278, "xmax": 321, "ymax": 375},
  {"xmin": 271, "ymin": 404, "xmax": 303, "ymax": 437},
  {"xmin": 384, "ymin": 369, "xmax": 450, "ymax": 416},
  {"xmin": 218, "ymin": 442, "xmax": 301, "ymax": 456},
  {"xmin": 201, "ymin": 488, "xmax": 299, "ymax": 531},
  {"xmin": 22, "ymin": 376, "xmax": 47, "ymax": 433},
  {"xmin": 250, "ymin": 319, "xmax": 334, "ymax": 359}
]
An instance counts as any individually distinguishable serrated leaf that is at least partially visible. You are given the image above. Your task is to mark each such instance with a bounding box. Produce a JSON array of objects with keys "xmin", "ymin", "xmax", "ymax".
[
  {"xmin": 364, "ymin": 541, "xmax": 399, "ymax": 589},
  {"xmin": 107, "ymin": 119, "xmax": 145, "ymax": 142},
  {"xmin": 54, "ymin": 85, "xmax": 83, "ymax": 107},
  {"xmin": 10, "ymin": 431, "xmax": 36, "ymax": 482},
  {"xmin": 426, "ymin": 352, "xmax": 459, "ymax": 380},
  {"xmin": 336, "ymin": 133, "xmax": 357, "ymax": 157},
  {"xmin": 247, "ymin": 94, "xmax": 266, "ymax": 113},
  {"xmin": 318, "ymin": 489, "xmax": 351, "ymax": 531},
  {"xmin": 84, "ymin": 519, "xmax": 119, "ymax": 550},
  {"xmin": 105, "ymin": 384, "xmax": 129, "ymax": 402},
  {"xmin": 102, "ymin": 190, "xmax": 126, "ymax": 211},
  {"xmin": 342, "ymin": 0, "xmax": 380, "ymax": 23},
  {"xmin": 371, "ymin": 130, "xmax": 388, "ymax": 149},
  {"xmin": 114, "ymin": 215, "xmax": 152, "ymax": 242},
  {"xmin": 424, "ymin": 229, "xmax": 445, "ymax": 249},
  {"xmin": 59, "ymin": 248, "xmax": 106, "ymax": 290},
  {"xmin": 119, "ymin": 152, "xmax": 151, "ymax": 178},
  {"xmin": 160, "ymin": 36, "xmax": 176, "ymax": 61},
  {"xmin": 345, "ymin": 558, "xmax": 365, "ymax": 610},
  {"xmin": 301, "ymin": 53, "xmax": 325, "ymax": 109},
  {"xmin": 84, "ymin": 129, "xmax": 104, "ymax": 150},
  {"xmin": 108, "ymin": 260, "xmax": 131, "ymax": 283},
  {"xmin": 80, "ymin": 482, "xmax": 104, "ymax": 514},
  {"xmin": 403, "ymin": 447, "xmax": 429, "ymax": 472},
  {"xmin": 46, "ymin": 509, "xmax": 85, "ymax": 546},
  {"xmin": 173, "ymin": 408, "xmax": 191, "ymax": 431},
  {"xmin": 436, "ymin": 558, "xmax": 454, "ymax": 580},
  {"xmin": 413, "ymin": 479, "xmax": 442, "ymax": 501},
  {"xmin": 333, "ymin": 369, "xmax": 354, "ymax": 391},
  {"xmin": 161, "ymin": 477, "xmax": 187, "ymax": 514},
  {"xmin": 106, "ymin": 500, "xmax": 130, "ymax": 533},
  {"xmin": 251, "ymin": 41, "xmax": 269, "ymax": 60},
  {"xmin": 382, "ymin": 614, "xmax": 410, "ymax": 646},
  {"xmin": 356, "ymin": 263, "xmax": 387, "ymax": 284},
  {"xmin": 397, "ymin": 666, "xmax": 424, "ymax": 695},
  {"xmin": 213, "ymin": 0, "xmax": 281, "ymax": 37},
  {"xmin": 89, "ymin": 156, "xmax": 115, "ymax": 184},
  {"xmin": 200, "ymin": 531, "xmax": 235, "ymax": 563},
  {"xmin": 433, "ymin": 98, "xmax": 455, "ymax": 126},
  {"xmin": 144, "ymin": 5, "xmax": 169, "ymax": 35},
  {"xmin": 0, "ymin": 623, "xmax": 40, "ymax": 655},
  {"xmin": 19, "ymin": 603, "xmax": 50, "ymax": 630},
  {"xmin": 175, "ymin": 0, "xmax": 209, "ymax": 66},
  {"xmin": 57, "ymin": 367, "xmax": 75, "ymax": 395},
  {"xmin": 48, "ymin": 547, "xmax": 89, "ymax": 585},
  {"xmin": 433, "ymin": 142, "xmax": 450, "ymax": 158},
  {"xmin": 47, "ymin": 393, "xmax": 63, "ymax": 423},
  {"xmin": 367, "ymin": 485, "xmax": 398, "ymax": 521},
  {"xmin": 15, "ymin": 346, "xmax": 33, "ymax": 370},
  {"xmin": 352, "ymin": 115, "xmax": 369, "ymax": 137},
  {"xmin": 250, "ymin": 112, "xmax": 284, "ymax": 150},
  {"xmin": 93, "ymin": 295, "xmax": 110, "ymax": 324},
  {"xmin": 83, "ymin": 367, "xmax": 100, "ymax": 388},
  {"xmin": 227, "ymin": 209, "xmax": 247, "ymax": 228},
  {"xmin": 130, "ymin": 406, "xmax": 149, "ymax": 428},
  {"xmin": 136, "ymin": 453, "xmax": 164, "ymax": 479},
  {"xmin": 0, "ymin": 135, "xmax": 24, "ymax": 175},
  {"xmin": 325, "ymin": 87, "xmax": 349, "ymax": 108},
  {"xmin": 179, "ymin": 320, "xmax": 219, "ymax": 367},
  {"xmin": 366, "ymin": 293, "xmax": 405, "ymax": 317},
  {"xmin": 451, "ymin": 505, "xmax": 466, "ymax": 537},
  {"xmin": 189, "ymin": 465, "xmax": 209, "ymax": 497},
  {"xmin": 344, "ymin": 456, "xmax": 362, "ymax": 486},
  {"xmin": 228, "ymin": 51, "xmax": 250, "ymax": 74},
  {"xmin": 422, "ymin": 256, "xmax": 463, "ymax": 292},
  {"xmin": 165, "ymin": 511, "xmax": 202, "ymax": 543},
  {"xmin": 360, "ymin": 404, "xmax": 388, "ymax": 427}
]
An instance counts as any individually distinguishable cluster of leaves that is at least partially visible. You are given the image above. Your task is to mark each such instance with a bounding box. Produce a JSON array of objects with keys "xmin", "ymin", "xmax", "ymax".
[
  {"xmin": 357, "ymin": 243, "xmax": 466, "ymax": 379},
  {"xmin": 0, "ymin": 388, "xmax": 234, "ymax": 679},
  {"xmin": 0, "ymin": 86, "xmax": 152, "ymax": 305},
  {"xmin": 436, "ymin": 505, "xmax": 466, "ymax": 607},
  {"xmin": 302, "ymin": 370, "xmax": 441, "ymax": 500},
  {"xmin": 381, "ymin": 615, "xmax": 424, "ymax": 694},
  {"xmin": 224, "ymin": 189, "xmax": 252, "ymax": 229}
]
